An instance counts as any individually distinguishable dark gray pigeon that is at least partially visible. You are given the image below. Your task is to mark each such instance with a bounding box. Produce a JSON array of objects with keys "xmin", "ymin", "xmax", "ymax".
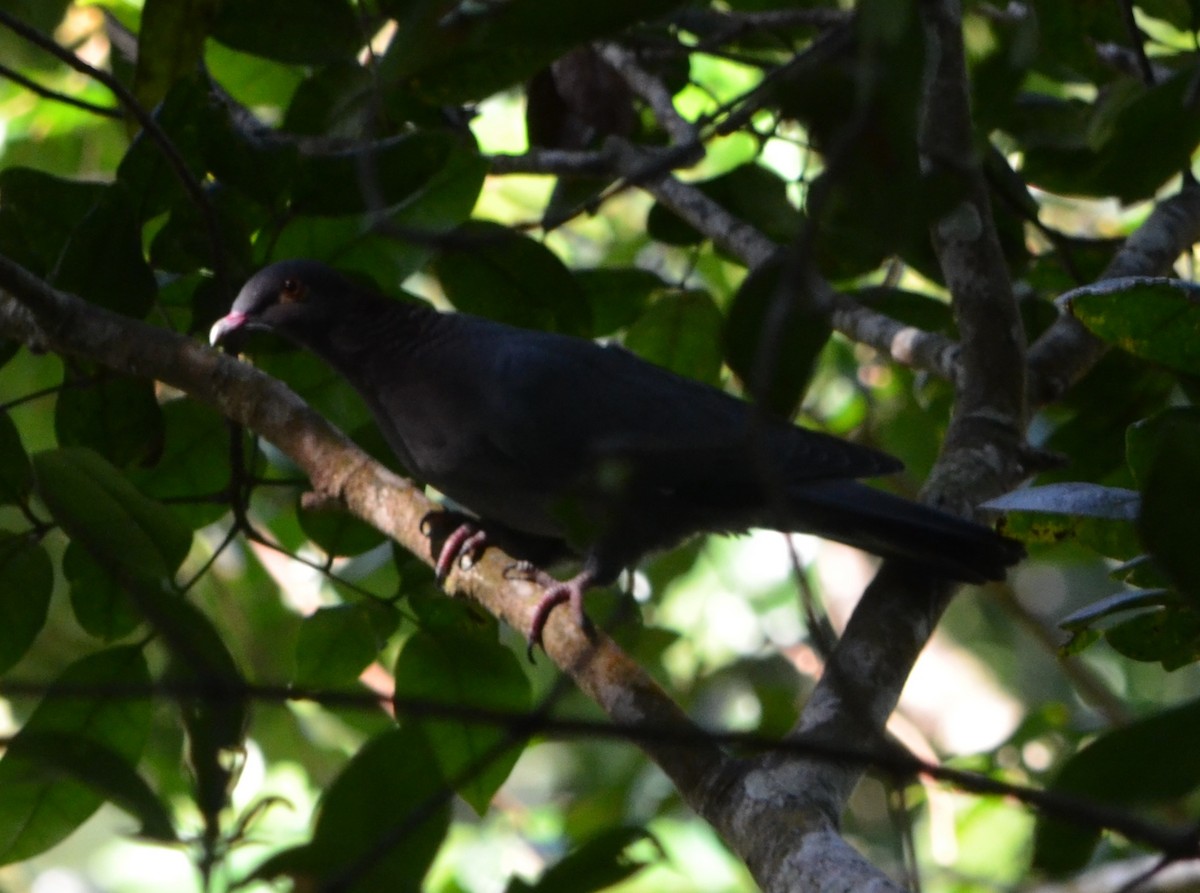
[{"xmin": 211, "ymin": 259, "xmax": 1023, "ymax": 646}]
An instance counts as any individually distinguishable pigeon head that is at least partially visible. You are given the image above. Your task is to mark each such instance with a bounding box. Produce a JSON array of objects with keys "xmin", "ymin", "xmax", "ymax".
[{"xmin": 209, "ymin": 259, "xmax": 354, "ymax": 349}]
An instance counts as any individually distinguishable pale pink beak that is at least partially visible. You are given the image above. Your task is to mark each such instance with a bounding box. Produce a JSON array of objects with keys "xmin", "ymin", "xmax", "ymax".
[{"xmin": 209, "ymin": 311, "xmax": 248, "ymax": 346}]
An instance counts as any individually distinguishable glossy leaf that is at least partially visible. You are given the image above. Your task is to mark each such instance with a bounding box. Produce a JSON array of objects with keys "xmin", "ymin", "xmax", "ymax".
[
  {"xmin": 393, "ymin": 626, "xmax": 531, "ymax": 814},
  {"xmin": 1062, "ymin": 277, "xmax": 1200, "ymax": 376},
  {"xmin": 252, "ymin": 725, "xmax": 449, "ymax": 892},
  {"xmin": 0, "ymin": 647, "xmax": 152, "ymax": 865},
  {"xmin": 983, "ymin": 483, "xmax": 1140, "ymax": 521},
  {"xmin": 1058, "ymin": 588, "xmax": 1169, "ymax": 631},
  {"xmin": 0, "ymin": 533, "xmax": 52, "ymax": 674},
  {"xmin": 32, "ymin": 448, "xmax": 192, "ymax": 581}
]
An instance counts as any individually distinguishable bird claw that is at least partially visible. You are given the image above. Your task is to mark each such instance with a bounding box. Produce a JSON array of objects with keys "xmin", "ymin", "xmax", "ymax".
[
  {"xmin": 433, "ymin": 522, "xmax": 489, "ymax": 582},
  {"xmin": 525, "ymin": 570, "xmax": 595, "ymax": 662}
]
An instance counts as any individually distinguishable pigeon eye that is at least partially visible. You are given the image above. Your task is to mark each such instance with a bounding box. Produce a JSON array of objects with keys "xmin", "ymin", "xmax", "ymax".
[{"xmin": 280, "ymin": 278, "xmax": 305, "ymax": 303}]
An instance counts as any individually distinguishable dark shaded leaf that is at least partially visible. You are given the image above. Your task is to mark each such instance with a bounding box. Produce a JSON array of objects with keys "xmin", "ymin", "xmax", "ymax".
[
  {"xmin": 5, "ymin": 732, "xmax": 174, "ymax": 842},
  {"xmin": 378, "ymin": 0, "xmax": 684, "ymax": 104},
  {"xmin": 49, "ymin": 185, "xmax": 158, "ymax": 319},
  {"xmin": 62, "ymin": 542, "xmax": 141, "ymax": 642},
  {"xmin": 0, "ymin": 533, "xmax": 52, "ymax": 674},
  {"xmin": 0, "ymin": 647, "xmax": 151, "ymax": 865},
  {"xmin": 0, "ymin": 412, "xmax": 32, "ymax": 504},
  {"xmin": 574, "ymin": 268, "xmax": 663, "ymax": 337},
  {"xmin": 32, "ymin": 447, "xmax": 192, "ymax": 580},
  {"xmin": 725, "ymin": 259, "xmax": 831, "ymax": 417},
  {"xmin": 1137, "ymin": 422, "xmax": 1200, "ymax": 601},
  {"xmin": 251, "ymin": 725, "xmax": 449, "ymax": 892},
  {"xmin": 1127, "ymin": 408, "xmax": 1200, "ymax": 489},
  {"xmin": 298, "ymin": 499, "xmax": 386, "ymax": 557},
  {"xmin": 393, "ymin": 626, "xmax": 531, "ymax": 814},
  {"xmin": 514, "ymin": 826, "xmax": 662, "ymax": 893},
  {"xmin": 290, "ymin": 133, "xmax": 466, "ymax": 216},
  {"xmin": 129, "ymin": 399, "xmax": 230, "ymax": 529},
  {"xmin": 54, "ymin": 373, "xmax": 165, "ymax": 469},
  {"xmin": 211, "ymin": 0, "xmax": 361, "ymax": 64},
  {"xmin": 433, "ymin": 222, "xmax": 591, "ymax": 335},
  {"xmin": 1023, "ymin": 71, "xmax": 1200, "ymax": 202},
  {"xmin": 133, "ymin": 0, "xmax": 220, "ymax": 111},
  {"xmin": 1033, "ymin": 696, "xmax": 1200, "ymax": 874},
  {"xmin": 0, "ymin": 168, "xmax": 105, "ymax": 275}
]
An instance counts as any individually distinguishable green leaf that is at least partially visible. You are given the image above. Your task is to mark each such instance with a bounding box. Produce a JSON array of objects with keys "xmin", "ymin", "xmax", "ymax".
[
  {"xmin": 1033, "ymin": 696, "xmax": 1200, "ymax": 874},
  {"xmin": 624, "ymin": 290, "xmax": 724, "ymax": 385},
  {"xmin": 49, "ymin": 185, "xmax": 158, "ymax": 319},
  {"xmin": 576, "ymin": 268, "xmax": 663, "ymax": 337},
  {"xmin": 4, "ymin": 732, "xmax": 175, "ymax": 842},
  {"xmin": 433, "ymin": 222, "xmax": 591, "ymax": 336},
  {"xmin": 1137, "ymin": 422, "xmax": 1200, "ymax": 601},
  {"xmin": 516, "ymin": 827, "xmax": 661, "ymax": 893},
  {"xmin": 0, "ymin": 646, "xmax": 152, "ymax": 865},
  {"xmin": 133, "ymin": 0, "xmax": 220, "ymax": 111},
  {"xmin": 129, "ymin": 399, "xmax": 231, "ymax": 530},
  {"xmin": 393, "ymin": 626, "xmax": 531, "ymax": 814},
  {"xmin": 1127, "ymin": 408, "xmax": 1200, "ymax": 489},
  {"xmin": 211, "ymin": 0, "xmax": 362, "ymax": 65},
  {"xmin": 32, "ymin": 447, "xmax": 192, "ymax": 581},
  {"xmin": 251, "ymin": 725, "xmax": 450, "ymax": 892},
  {"xmin": 0, "ymin": 168, "xmax": 106, "ymax": 275},
  {"xmin": 377, "ymin": 0, "xmax": 684, "ymax": 104},
  {"xmin": 725, "ymin": 259, "xmax": 831, "ymax": 417},
  {"xmin": 298, "ymin": 498, "xmax": 386, "ymax": 558},
  {"xmin": 1105, "ymin": 605, "xmax": 1200, "ymax": 669},
  {"xmin": 294, "ymin": 605, "xmax": 379, "ymax": 688},
  {"xmin": 62, "ymin": 542, "xmax": 142, "ymax": 642},
  {"xmin": 54, "ymin": 373, "xmax": 165, "ymax": 469},
  {"xmin": 158, "ymin": 596, "xmax": 248, "ymax": 838},
  {"xmin": 0, "ymin": 412, "xmax": 32, "ymax": 504},
  {"xmin": 0, "ymin": 533, "xmax": 53, "ymax": 674},
  {"xmin": 290, "ymin": 133, "xmax": 460, "ymax": 216},
  {"xmin": 1063, "ymin": 277, "xmax": 1200, "ymax": 376}
]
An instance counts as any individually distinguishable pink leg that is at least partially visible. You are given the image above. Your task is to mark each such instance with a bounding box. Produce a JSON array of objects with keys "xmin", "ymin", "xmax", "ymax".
[
  {"xmin": 524, "ymin": 568, "xmax": 596, "ymax": 659},
  {"xmin": 434, "ymin": 522, "xmax": 490, "ymax": 581}
]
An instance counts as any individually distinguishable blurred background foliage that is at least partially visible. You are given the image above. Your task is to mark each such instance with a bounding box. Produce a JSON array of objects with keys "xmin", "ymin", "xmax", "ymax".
[{"xmin": 0, "ymin": 0, "xmax": 1199, "ymax": 891}]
